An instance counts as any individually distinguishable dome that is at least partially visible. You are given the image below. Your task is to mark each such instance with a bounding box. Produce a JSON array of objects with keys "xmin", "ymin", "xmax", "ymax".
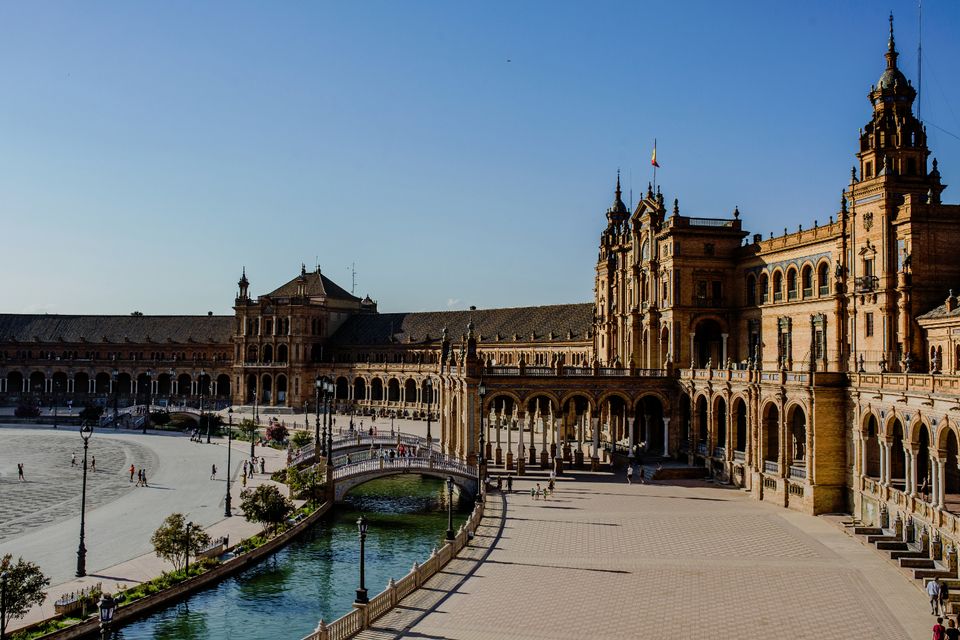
[{"xmin": 878, "ymin": 67, "xmax": 907, "ymax": 91}]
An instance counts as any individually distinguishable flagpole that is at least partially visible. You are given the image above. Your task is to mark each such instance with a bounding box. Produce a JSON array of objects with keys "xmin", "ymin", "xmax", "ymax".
[{"xmin": 653, "ymin": 138, "xmax": 657, "ymax": 193}]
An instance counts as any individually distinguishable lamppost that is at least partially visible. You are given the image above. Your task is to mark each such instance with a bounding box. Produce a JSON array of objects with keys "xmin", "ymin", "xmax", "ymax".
[
  {"xmin": 76, "ymin": 422, "xmax": 94, "ymax": 577},
  {"xmin": 253, "ymin": 389, "xmax": 259, "ymax": 426},
  {"xmin": 184, "ymin": 521, "xmax": 193, "ymax": 575},
  {"xmin": 314, "ymin": 375, "xmax": 322, "ymax": 450},
  {"xmin": 143, "ymin": 369, "xmax": 153, "ymax": 435},
  {"xmin": 112, "ymin": 369, "xmax": 119, "ymax": 428},
  {"xmin": 478, "ymin": 381, "xmax": 486, "ymax": 499},
  {"xmin": 97, "ymin": 593, "xmax": 115, "ymax": 640},
  {"xmin": 201, "ymin": 369, "xmax": 210, "ymax": 444},
  {"xmin": 425, "ymin": 379, "xmax": 433, "ymax": 446},
  {"xmin": 1, "ymin": 570, "xmax": 8, "ymax": 640},
  {"xmin": 53, "ymin": 379, "xmax": 60, "ymax": 429},
  {"xmin": 354, "ymin": 515, "xmax": 369, "ymax": 604},
  {"xmin": 322, "ymin": 377, "xmax": 334, "ymax": 457},
  {"xmin": 225, "ymin": 407, "xmax": 233, "ymax": 518},
  {"xmin": 445, "ymin": 475, "xmax": 455, "ymax": 540}
]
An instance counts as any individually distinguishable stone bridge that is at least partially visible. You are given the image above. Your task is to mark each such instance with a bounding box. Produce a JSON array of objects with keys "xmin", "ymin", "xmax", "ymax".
[{"xmin": 331, "ymin": 454, "xmax": 477, "ymax": 502}]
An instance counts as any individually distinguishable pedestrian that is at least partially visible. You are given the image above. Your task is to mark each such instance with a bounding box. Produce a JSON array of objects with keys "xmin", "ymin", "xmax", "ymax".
[
  {"xmin": 946, "ymin": 618, "xmax": 960, "ymax": 640},
  {"xmin": 142, "ymin": 469, "xmax": 148, "ymax": 487},
  {"xmin": 626, "ymin": 465, "xmax": 634, "ymax": 484},
  {"xmin": 929, "ymin": 578, "xmax": 942, "ymax": 615},
  {"xmin": 17, "ymin": 463, "xmax": 24, "ymax": 482},
  {"xmin": 260, "ymin": 458, "xmax": 265, "ymax": 474},
  {"xmin": 130, "ymin": 464, "xmax": 135, "ymax": 482},
  {"xmin": 506, "ymin": 475, "xmax": 513, "ymax": 492},
  {"xmin": 934, "ymin": 618, "xmax": 946, "ymax": 640},
  {"xmin": 71, "ymin": 452, "xmax": 77, "ymax": 467},
  {"xmin": 941, "ymin": 580, "xmax": 951, "ymax": 617},
  {"xmin": 136, "ymin": 469, "xmax": 142, "ymax": 486},
  {"xmin": 497, "ymin": 476, "xmax": 503, "ymax": 492},
  {"xmin": 211, "ymin": 464, "xmax": 217, "ymax": 480},
  {"xmin": 530, "ymin": 486, "xmax": 536, "ymax": 499},
  {"xmin": 241, "ymin": 470, "xmax": 247, "ymax": 488},
  {"xmin": 91, "ymin": 456, "xmax": 96, "ymax": 472}
]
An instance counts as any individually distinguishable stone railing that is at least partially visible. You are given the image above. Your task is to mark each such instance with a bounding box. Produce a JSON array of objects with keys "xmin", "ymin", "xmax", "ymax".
[
  {"xmin": 850, "ymin": 372, "xmax": 960, "ymax": 394},
  {"xmin": 763, "ymin": 460, "xmax": 779, "ymax": 474},
  {"xmin": 733, "ymin": 450, "xmax": 746, "ymax": 462},
  {"xmin": 305, "ymin": 499, "xmax": 486, "ymax": 640}
]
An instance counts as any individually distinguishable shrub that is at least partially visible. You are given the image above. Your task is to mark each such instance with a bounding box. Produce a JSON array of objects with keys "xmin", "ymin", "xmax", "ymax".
[
  {"xmin": 150, "ymin": 513, "xmax": 212, "ymax": 572},
  {"xmin": 240, "ymin": 485, "xmax": 293, "ymax": 533},
  {"xmin": 266, "ymin": 422, "xmax": 289, "ymax": 443},
  {"xmin": 291, "ymin": 430, "xmax": 312, "ymax": 449}
]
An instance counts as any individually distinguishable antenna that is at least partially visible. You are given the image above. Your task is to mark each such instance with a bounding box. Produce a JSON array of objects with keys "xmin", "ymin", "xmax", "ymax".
[
  {"xmin": 917, "ymin": 0, "xmax": 922, "ymax": 121},
  {"xmin": 629, "ymin": 168, "xmax": 633, "ymax": 211},
  {"xmin": 350, "ymin": 262, "xmax": 356, "ymax": 294}
]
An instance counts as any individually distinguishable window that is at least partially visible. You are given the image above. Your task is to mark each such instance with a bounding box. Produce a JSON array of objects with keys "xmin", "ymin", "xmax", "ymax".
[
  {"xmin": 801, "ymin": 266, "xmax": 812, "ymax": 297},
  {"xmin": 864, "ymin": 258, "xmax": 874, "ymax": 278},
  {"xmin": 759, "ymin": 273, "xmax": 769, "ymax": 303},
  {"xmin": 746, "ymin": 274, "xmax": 757, "ymax": 305},
  {"xmin": 907, "ymin": 158, "xmax": 916, "ymax": 175},
  {"xmin": 818, "ymin": 263, "xmax": 829, "ymax": 295},
  {"xmin": 787, "ymin": 268, "xmax": 798, "ymax": 300},
  {"xmin": 865, "ymin": 161, "xmax": 873, "ymax": 178},
  {"xmin": 865, "ymin": 313, "xmax": 874, "ymax": 337},
  {"xmin": 773, "ymin": 271, "xmax": 783, "ymax": 302},
  {"xmin": 711, "ymin": 281, "xmax": 722, "ymax": 303}
]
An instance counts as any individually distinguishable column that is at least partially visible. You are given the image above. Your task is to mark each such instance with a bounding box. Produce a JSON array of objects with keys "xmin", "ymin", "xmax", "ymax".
[
  {"xmin": 89, "ymin": 379, "xmax": 95, "ymax": 394},
  {"xmin": 506, "ymin": 413, "xmax": 514, "ymax": 469},
  {"xmin": 906, "ymin": 450, "xmax": 915, "ymax": 496},
  {"xmin": 721, "ymin": 333, "xmax": 729, "ymax": 365},
  {"xmin": 627, "ymin": 417, "xmax": 635, "ymax": 458},
  {"xmin": 859, "ymin": 434, "xmax": 868, "ymax": 480},
  {"xmin": 937, "ymin": 457, "xmax": 947, "ymax": 508},
  {"xmin": 662, "ymin": 417, "xmax": 670, "ymax": 457},
  {"xmin": 883, "ymin": 441, "xmax": 893, "ymax": 486},
  {"xmin": 689, "ymin": 334, "xmax": 696, "ymax": 367},
  {"xmin": 591, "ymin": 417, "xmax": 600, "ymax": 459},
  {"xmin": 109, "ymin": 378, "xmax": 114, "ymax": 393}
]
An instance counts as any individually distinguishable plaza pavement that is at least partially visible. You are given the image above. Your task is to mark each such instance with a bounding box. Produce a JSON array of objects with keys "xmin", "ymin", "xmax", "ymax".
[
  {"xmin": 0, "ymin": 423, "xmax": 288, "ymax": 632},
  {"xmin": 358, "ymin": 473, "xmax": 933, "ymax": 640}
]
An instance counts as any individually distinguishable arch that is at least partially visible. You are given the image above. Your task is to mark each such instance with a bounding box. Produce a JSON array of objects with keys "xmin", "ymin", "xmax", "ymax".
[
  {"xmin": 197, "ymin": 372, "xmax": 211, "ymax": 396},
  {"xmin": 758, "ymin": 272, "xmax": 770, "ymax": 304},
  {"xmin": 335, "ymin": 469, "xmax": 477, "ymax": 503},
  {"xmin": 261, "ymin": 374, "xmax": 273, "ymax": 404},
  {"xmin": 275, "ymin": 374, "xmax": 287, "ymax": 404},
  {"xmin": 596, "ymin": 390, "xmax": 632, "ymax": 409},
  {"xmin": 246, "ymin": 373, "xmax": 257, "ymax": 403},
  {"xmin": 732, "ymin": 396, "xmax": 747, "ymax": 453},
  {"xmin": 678, "ymin": 392, "xmax": 691, "ymax": 447},
  {"xmin": 558, "ymin": 390, "xmax": 594, "ymax": 412},
  {"xmin": 157, "ymin": 372, "xmax": 173, "ymax": 396},
  {"xmin": 371, "ymin": 378, "xmax": 384, "ymax": 402},
  {"xmin": 660, "ymin": 326, "xmax": 670, "ymax": 365},
  {"xmin": 177, "ymin": 373, "xmax": 192, "ymax": 396},
  {"xmin": 276, "ymin": 344, "xmax": 288, "ymax": 363},
  {"xmin": 246, "ymin": 344, "xmax": 258, "ymax": 363},
  {"xmin": 216, "ymin": 373, "xmax": 231, "ymax": 398},
  {"xmin": 746, "ymin": 273, "xmax": 757, "ymax": 306},
  {"xmin": 94, "ymin": 372, "xmax": 111, "ymax": 394},
  {"xmin": 817, "ymin": 261, "xmax": 830, "ymax": 296},
  {"xmin": 387, "ymin": 378, "xmax": 401, "ymax": 403},
  {"xmin": 695, "ymin": 395, "xmax": 708, "ymax": 446},
  {"xmin": 772, "ymin": 268, "xmax": 784, "ymax": 302},
  {"xmin": 525, "ymin": 391, "xmax": 561, "ymax": 413},
  {"xmin": 786, "ymin": 266, "xmax": 798, "ymax": 300},
  {"xmin": 28, "ymin": 371, "xmax": 45, "ymax": 394},
  {"xmin": 635, "ymin": 394, "xmax": 666, "ymax": 453},
  {"xmin": 353, "ymin": 377, "xmax": 367, "ymax": 402},
  {"xmin": 863, "ymin": 413, "xmax": 881, "ymax": 478},
  {"xmin": 51, "ymin": 371, "xmax": 68, "ymax": 393},
  {"xmin": 404, "ymin": 378, "xmax": 417, "ymax": 403},
  {"xmin": 889, "ymin": 417, "xmax": 906, "ymax": 488},
  {"xmin": 800, "ymin": 263, "xmax": 813, "ymax": 298},
  {"xmin": 907, "ymin": 416, "xmax": 932, "ymax": 447},
  {"xmin": 786, "ymin": 403, "xmax": 806, "ymax": 464},
  {"xmin": 917, "ymin": 423, "xmax": 931, "ymax": 499},
  {"xmin": 336, "ymin": 376, "xmax": 349, "ymax": 400},
  {"xmin": 117, "ymin": 372, "xmax": 132, "ymax": 394},
  {"xmin": 262, "ymin": 344, "xmax": 274, "ymax": 364},
  {"xmin": 74, "ymin": 372, "xmax": 89, "ymax": 395},
  {"xmin": 485, "ymin": 392, "xmax": 520, "ymax": 415},
  {"xmin": 945, "ymin": 428, "xmax": 960, "ymax": 512},
  {"xmin": 714, "ymin": 395, "xmax": 727, "ymax": 453},
  {"xmin": 761, "ymin": 402, "xmax": 780, "ymax": 464}
]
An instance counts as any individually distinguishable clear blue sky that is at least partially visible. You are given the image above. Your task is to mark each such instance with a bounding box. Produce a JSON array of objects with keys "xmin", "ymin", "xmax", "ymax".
[{"xmin": 2, "ymin": 1, "xmax": 958, "ymax": 316}]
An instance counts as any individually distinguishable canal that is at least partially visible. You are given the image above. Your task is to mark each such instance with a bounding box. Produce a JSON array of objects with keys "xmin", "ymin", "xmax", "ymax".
[{"xmin": 114, "ymin": 475, "xmax": 474, "ymax": 639}]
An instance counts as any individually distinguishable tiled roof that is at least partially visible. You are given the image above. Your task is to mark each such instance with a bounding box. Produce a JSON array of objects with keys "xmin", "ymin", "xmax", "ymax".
[
  {"xmin": 329, "ymin": 303, "xmax": 594, "ymax": 347},
  {"xmin": 263, "ymin": 270, "xmax": 359, "ymax": 301},
  {"xmin": 917, "ymin": 301, "xmax": 960, "ymax": 321},
  {"xmin": 0, "ymin": 315, "xmax": 235, "ymax": 345}
]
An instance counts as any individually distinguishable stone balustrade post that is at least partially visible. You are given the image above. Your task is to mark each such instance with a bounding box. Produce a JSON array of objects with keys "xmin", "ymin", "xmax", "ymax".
[
  {"xmin": 933, "ymin": 530, "xmax": 943, "ymax": 561},
  {"xmin": 905, "ymin": 515, "xmax": 915, "ymax": 543},
  {"xmin": 879, "ymin": 502, "xmax": 889, "ymax": 529},
  {"xmin": 894, "ymin": 512, "xmax": 903, "ymax": 539},
  {"xmin": 314, "ymin": 619, "xmax": 328, "ymax": 640},
  {"xmin": 948, "ymin": 545, "xmax": 958, "ymax": 575},
  {"xmin": 920, "ymin": 526, "xmax": 930, "ymax": 556}
]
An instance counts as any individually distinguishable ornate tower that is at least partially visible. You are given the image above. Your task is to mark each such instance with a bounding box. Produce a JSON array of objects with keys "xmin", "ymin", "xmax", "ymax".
[
  {"xmin": 237, "ymin": 268, "xmax": 250, "ymax": 302},
  {"xmin": 595, "ymin": 173, "xmax": 630, "ymax": 365}
]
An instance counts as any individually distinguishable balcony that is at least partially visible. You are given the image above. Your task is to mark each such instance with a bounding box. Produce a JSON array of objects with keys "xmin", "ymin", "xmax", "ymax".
[
  {"xmin": 854, "ymin": 275, "xmax": 879, "ymax": 293},
  {"xmin": 763, "ymin": 460, "xmax": 779, "ymax": 474},
  {"xmin": 694, "ymin": 296, "xmax": 724, "ymax": 308},
  {"xmin": 789, "ymin": 465, "xmax": 807, "ymax": 480},
  {"xmin": 733, "ymin": 450, "xmax": 745, "ymax": 462},
  {"xmin": 773, "ymin": 291, "xmax": 783, "ymax": 302}
]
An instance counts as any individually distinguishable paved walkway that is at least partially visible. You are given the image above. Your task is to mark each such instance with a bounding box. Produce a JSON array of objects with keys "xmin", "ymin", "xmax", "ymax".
[
  {"xmin": 361, "ymin": 473, "xmax": 932, "ymax": 640},
  {"xmin": 0, "ymin": 425, "xmax": 291, "ymax": 632}
]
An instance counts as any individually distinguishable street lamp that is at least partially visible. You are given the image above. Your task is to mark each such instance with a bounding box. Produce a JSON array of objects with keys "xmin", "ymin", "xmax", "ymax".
[
  {"xmin": 445, "ymin": 476, "xmax": 455, "ymax": 540},
  {"xmin": 143, "ymin": 369, "xmax": 153, "ymax": 435},
  {"xmin": 354, "ymin": 515, "xmax": 369, "ymax": 604},
  {"xmin": 478, "ymin": 381, "xmax": 486, "ymax": 499},
  {"xmin": 53, "ymin": 379, "xmax": 60, "ymax": 429},
  {"xmin": 225, "ymin": 407, "xmax": 234, "ymax": 518},
  {"xmin": 185, "ymin": 521, "xmax": 193, "ymax": 576},
  {"xmin": 314, "ymin": 376, "xmax": 322, "ymax": 450},
  {"xmin": 97, "ymin": 593, "xmax": 115, "ymax": 640},
  {"xmin": 322, "ymin": 378, "xmax": 334, "ymax": 457},
  {"xmin": 390, "ymin": 410, "xmax": 395, "ymax": 437},
  {"xmin": 76, "ymin": 422, "xmax": 94, "ymax": 577},
  {"xmin": 201, "ymin": 369, "xmax": 210, "ymax": 444},
  {"xmin": 1, "ymin": 570, "xmax": 8, "ymax": 640},
  {"xmin": 111, "ymin": 369, "xmax": 119, "ymax": 429},
  {"xmin": 425, "ymin": 379, "xmax": 433, "ymax": 446}
]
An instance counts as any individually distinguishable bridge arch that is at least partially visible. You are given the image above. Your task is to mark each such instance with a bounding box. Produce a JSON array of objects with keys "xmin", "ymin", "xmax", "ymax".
[{"xmin": 334, "ymin": 465, "xmax": 477, "ymax": 503}]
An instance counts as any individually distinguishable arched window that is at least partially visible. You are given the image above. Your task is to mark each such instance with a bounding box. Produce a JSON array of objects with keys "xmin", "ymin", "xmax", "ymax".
[
  {"xmin": 801, "ymin": 265, "xmax": 813, "ymax": 297},
  {"xmin": 759, "ymin": 273, "xmax": 769, "ymax": 304},
  {"xmin": 786, "ymin": 268, "xmax": 798, "ymax": 300},
  {"xmin": 772, "ymin": 271, "xmax": 783, "ymax": 302},
  {"xmin": 641, "ymin": 239, "xmax": 650, "ymax": 261},
  {"xmin": 817, "ymin": 263, "xmax": 830, "ymax": 295},
  {"xmin": 746, "ymin": 274, "xmax": 757, "ymax": 306}
]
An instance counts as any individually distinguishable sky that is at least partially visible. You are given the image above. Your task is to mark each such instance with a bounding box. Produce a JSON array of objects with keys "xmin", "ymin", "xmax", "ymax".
[{"xmin": 1, "ymin": 1, "xmax": 959, "ymax": 316}]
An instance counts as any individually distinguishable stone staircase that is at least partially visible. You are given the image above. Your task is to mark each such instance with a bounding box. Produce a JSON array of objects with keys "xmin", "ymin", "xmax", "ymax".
[
  {"xmin": 640, "ymin": 460, "xmax": 708, "ymax": 482},
  {"xmin": 846, "ymin": 519, "xmax": 958, "ymax": 611}
]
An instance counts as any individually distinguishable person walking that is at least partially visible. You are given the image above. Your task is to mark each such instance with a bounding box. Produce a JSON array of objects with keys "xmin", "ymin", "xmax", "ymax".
[
  {"xmin": 626, "ymin": 465, "xmax": 634, "ymax": 484},
  {"xmin": 91, "ymin": 456, "xmax": 97, "ymax": 472},
  {"xmin": 211, "ymin": 464, "xmax": 217, "ymax": 480},
  {"xmin": 506, "ymin": 475, "xmax": 513, "ymax": 493},
  {"xmin": 136, "ymin": 469, "xmax": 142, "ymax": 487},
  {"xmin": 940, "ymin": 579, "xmax": 951, "ymax": 618},
  {"xmin": 142, "ymin": 469, "xmax": 148, "ymax": 487},
  {"xmin": 241, "ymin": 469, "xmax": 247, "ymax": 488},
  {"xmin": 260, "ymin": 458, "xmax": 265, "ymax": 474},
  {"xmin": 934, "ymin": 618, "xmax": 946, "ymax": 640},
  {"xmin": 945, "ymin": 618, "xmax": 960, "ymax": 640},
  {"xmin": 129, "ymin": 464, "xmax": 135, "ymax": 482},
  {"xmin": 17, "ymin": 463, "xmax": 24, "ymax": 482},
  {"xmin": 929, "ymin": 578, "xmax": 942, "ymax": 615},
  {"xmin": 71, "ymin": 452, "xmax": 77, "ymax": 467}
]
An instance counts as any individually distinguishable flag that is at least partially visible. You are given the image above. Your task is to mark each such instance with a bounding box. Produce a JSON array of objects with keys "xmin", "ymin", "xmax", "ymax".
[{"xmin": 651, "ymin": 141, "xmax": 660, "ymax": 168}]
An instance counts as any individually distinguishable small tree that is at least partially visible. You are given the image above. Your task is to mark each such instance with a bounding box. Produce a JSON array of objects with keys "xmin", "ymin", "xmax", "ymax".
[
  {"xmin": 266, "ymin": 422, "xmax": 289, "ymax": 443},
  {"xmin": 291, "ymin": 430, "xmax": 312, "ymax": 449},
  {"xmin": 240, "ymin": 485, "xmax": 293, "ymax": 533},
  {"xmin": 238, "ymin": 418, "xmax": 259, "ymax": 442},
  {"xmin": 150, "ymin": 513, "xmax": 211, "ymax": 572},
  {"xmin": 0, "ymin": 554, "xmax": 51, "ymax": 631}
]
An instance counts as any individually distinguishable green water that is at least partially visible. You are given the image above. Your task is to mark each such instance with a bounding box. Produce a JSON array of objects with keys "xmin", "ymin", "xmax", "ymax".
[{"xmin": 114, "ymin": 476, "xmax": 473, "ymax": 639}]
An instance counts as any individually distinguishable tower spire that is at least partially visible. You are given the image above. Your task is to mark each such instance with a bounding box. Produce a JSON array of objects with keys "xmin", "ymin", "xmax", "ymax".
[{"xmin": 885, "ymin": 12, "xmax": 899, "ymax": 70}]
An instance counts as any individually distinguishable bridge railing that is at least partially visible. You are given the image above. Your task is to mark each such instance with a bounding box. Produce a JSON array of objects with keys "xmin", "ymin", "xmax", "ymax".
[
  {"xmin": 305, "ymin": 498, "xmax": 486, "ymax": 640},
  {"xmin": 332, "ymin": 454, "xmax": 475, "ymax": 481}
]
